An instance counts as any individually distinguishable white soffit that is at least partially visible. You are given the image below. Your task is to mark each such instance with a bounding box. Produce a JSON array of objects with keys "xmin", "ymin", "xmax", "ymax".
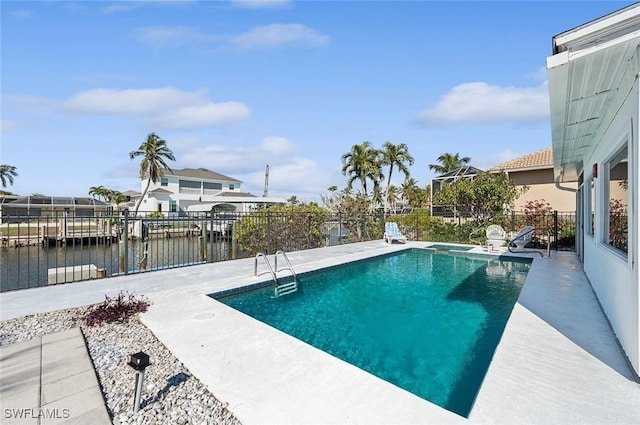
[{"xmin": 547, "ymin": 3, "xmax": 640, "ymax": 182}]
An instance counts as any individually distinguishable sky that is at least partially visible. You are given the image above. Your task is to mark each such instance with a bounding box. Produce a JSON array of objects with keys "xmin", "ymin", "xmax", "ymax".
[{"xmin": 1, "ymin": 0, "xmax": 636, "ymax": 203}]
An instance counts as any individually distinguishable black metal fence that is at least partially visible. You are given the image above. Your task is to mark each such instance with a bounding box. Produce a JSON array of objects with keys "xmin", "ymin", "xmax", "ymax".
[{"xmin": 0, "ymin": 209, "xmax": 576, "ymax": 292}]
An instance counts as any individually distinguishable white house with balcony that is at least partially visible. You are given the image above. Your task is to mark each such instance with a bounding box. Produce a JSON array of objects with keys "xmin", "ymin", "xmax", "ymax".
[
  {"xmin": 547, "ymin": 3, "xmax": 639, "ymax": 376},
  {"xmin": 134, "ymin": 168, "xmax": 285, "ymax": 215}
]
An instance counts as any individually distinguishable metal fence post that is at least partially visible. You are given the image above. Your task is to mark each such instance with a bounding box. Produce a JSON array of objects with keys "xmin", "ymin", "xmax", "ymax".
[
  {"xmin": 119, "ymin": 211, "xmax": 129, "ymax": 275},
  {"xmin": 554, "ymin": 210, "xmax": 559, "ymax": 251},
  {"xmin": 209, "ymin": 210, "xmax": 215, "ymax": 262}
]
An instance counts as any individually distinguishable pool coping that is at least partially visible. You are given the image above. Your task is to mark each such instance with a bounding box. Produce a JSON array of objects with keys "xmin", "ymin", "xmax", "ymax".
[{"xmin": 137, "ymin": 241, "xmax": 639, "ymax": 424}]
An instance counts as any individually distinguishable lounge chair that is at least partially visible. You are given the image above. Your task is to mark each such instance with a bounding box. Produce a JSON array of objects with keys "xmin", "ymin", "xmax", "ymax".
[
  {"xmin": 510, "ymin": 226, "xmax": 535, "ymax": 252},
  {"xmin": 485, "ymin": 224, "xmax": 507, "ymax": 251},
  {"xmin": 384, "ymin": 222, "xmax": 407, "ymax": 244}
]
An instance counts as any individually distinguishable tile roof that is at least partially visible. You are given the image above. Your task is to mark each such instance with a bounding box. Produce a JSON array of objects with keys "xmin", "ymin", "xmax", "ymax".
[{"xmin": 489, "ymin": 147, "xmax": 553, "ymax": 171}]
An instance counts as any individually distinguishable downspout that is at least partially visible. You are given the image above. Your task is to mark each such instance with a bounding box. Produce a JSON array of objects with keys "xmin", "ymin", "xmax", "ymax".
[{"xmin": 555, "ymin": 176, "xmax": 577, "ymax": 192}]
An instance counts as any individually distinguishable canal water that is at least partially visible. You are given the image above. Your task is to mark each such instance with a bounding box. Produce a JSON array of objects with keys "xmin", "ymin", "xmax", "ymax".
[{"xmin": 0, "ymin": 238, "xmax": 233, "ymax": 292}]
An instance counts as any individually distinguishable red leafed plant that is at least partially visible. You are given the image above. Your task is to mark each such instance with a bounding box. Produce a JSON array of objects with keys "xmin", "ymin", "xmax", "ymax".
[{"xmin": 83, "ymin": 291, "xmax": 151, "ymax": 327}]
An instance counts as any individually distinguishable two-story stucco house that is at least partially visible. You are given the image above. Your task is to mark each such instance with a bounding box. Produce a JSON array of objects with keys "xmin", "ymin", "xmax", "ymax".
[{"xmin": 133, "ymin": 168, "xmax": 285, "ymax": 215}]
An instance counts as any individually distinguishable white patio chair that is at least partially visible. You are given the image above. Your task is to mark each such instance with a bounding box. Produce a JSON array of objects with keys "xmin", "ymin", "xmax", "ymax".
[
  {"xmin": 510, "ymin": 226, "xmax": 535, "ymax": 252},
  {"xmin": 383, "ymin": 222, "xmax": 407, "ymax": 244},
  {"xmin": 485, "ymin": 224, "xmax": 507, "ymax": 251}
]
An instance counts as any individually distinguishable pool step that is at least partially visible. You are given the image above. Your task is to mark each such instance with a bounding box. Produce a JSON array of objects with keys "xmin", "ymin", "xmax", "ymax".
[{"xmin": 275, "ymin": 281, "xmax": 298, "ymax": 297}]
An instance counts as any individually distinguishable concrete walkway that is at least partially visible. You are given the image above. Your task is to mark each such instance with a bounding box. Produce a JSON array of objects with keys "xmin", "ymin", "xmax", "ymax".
[{"xmin": 0, "ymin": 327, "xmax": 111, "ymax": 425}]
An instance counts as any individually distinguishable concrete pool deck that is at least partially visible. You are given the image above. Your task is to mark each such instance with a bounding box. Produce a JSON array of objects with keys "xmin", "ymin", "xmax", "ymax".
[{"xmin": 1, "ymin": 241, "xmax": 639, "ymax": 424}]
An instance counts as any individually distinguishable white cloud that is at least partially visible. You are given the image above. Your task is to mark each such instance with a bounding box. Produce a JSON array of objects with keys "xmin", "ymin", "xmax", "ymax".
[
  {"xmin": 261, "ymin": 136, "xmax": 299, "ymax": 154},
  {"xmin": 417, "ymin": 82, "xmax": 549, "ymax": 126},
  {"xmin": 101, "ymin": 3, "xmax": 139, "ymax": 14},
  {"xmin": 135, "ymin": 26, "xmax": 220, "ymax": 47},
  {"xmin": 235, "ymin": 158, "xmax": 332, "ymax": 201},
  {"xmin": 231, "ymin": 0, "xmax": 291, "ymax": 9},
  {"xmin": 155, "ymin": 102, "xmax": 250, "ymax": 129},
  {"xmin": 173, "ymin": 136, "xmax": 331, "ymax": 199},
  {"xmin": 101, "ymin": 1, "xmax": 197, "ymax": 15},
  {"xmin": 233, "ymin": 24, "xmax": 329, "ymax": 50},
  {"xmin": 1, "ymin": 120, "xmax": 17, "ymax": 132},
  {"xmin": 176, "ymin": 136, "xmax": 299, "ymax": 172},
  {"xmin": 2, "ymin": 95, "xmax": 56, "ymax": 114},
  {"xmin": 474, "ymin": 149, "xmax": 524, "ymax": 170},
  {"xmin": 61, "ymin": 87, "xmax": 250, "ymax": 129},
  {"xmin": 528, "ymin": 66, "xmax": 548, "ymax": 81},
  {"xmin": 262, "ymin": 159, "xmax": 331, "ymax": 195},
  {"xmin": 10, "ymin": 10, "xmax": 34, "ymax": 19}
]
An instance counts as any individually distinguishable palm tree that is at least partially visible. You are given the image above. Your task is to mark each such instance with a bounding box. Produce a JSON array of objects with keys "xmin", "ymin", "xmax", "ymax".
[
  {"xmin": 428, "ymin": 153, "xmax": 471, "ymax": 175},
  {"xmin": 371, "ymin": 181, "xmax": 384, "ymax": 208},
  {"xmin": 129, "ymin": 133, "xmax": 175, "ymax": 217},
  {"xmin": 386, "ymin": 184, "xmax": 399, "ymax": 212},
  {"xmin": 341, "ymin": 142, "xmax": 383, "ymax": 196},
  {"xmin": 89, "ymin": 186, "xmax": 127, "ymax": 214},
  {"xmin": 0, "ymin": 165, "xmax": 18, "ymax": 188},
  {"xmin": 401, "ymin": 178, "xmax": 419, "ymax": 208},
  {"xmin": 381, "ymin": 142, "xmax": 414, "ymax": 215},
  {"xmin": 89, "ymin": 185, "xmax": 110, "ymax": 202}
]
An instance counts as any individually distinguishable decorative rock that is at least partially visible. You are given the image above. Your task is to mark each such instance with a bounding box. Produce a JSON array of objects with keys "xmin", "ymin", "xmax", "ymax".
[{"xmin": 0, "ymin": 307, "xmax": 242, "ymax": 425}]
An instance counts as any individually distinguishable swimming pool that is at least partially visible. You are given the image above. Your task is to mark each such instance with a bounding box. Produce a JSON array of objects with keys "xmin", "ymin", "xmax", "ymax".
[{"xmin": 212, "ymin": 249, "xmax": 531, "ymax": 417}]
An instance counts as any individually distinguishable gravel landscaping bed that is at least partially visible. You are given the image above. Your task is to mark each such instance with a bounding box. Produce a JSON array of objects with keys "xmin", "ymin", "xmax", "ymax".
[{"xmin": 0, "ymin": 306, "xmax": 242, "ymax": 425}]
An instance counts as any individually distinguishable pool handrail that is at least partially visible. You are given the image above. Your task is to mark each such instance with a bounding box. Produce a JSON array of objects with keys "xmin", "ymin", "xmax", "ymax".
[
  {"xmin": 274, "ymin": 250, "xmax": 297, "ymax": 282},
  {"xmin": 254, "ymin": 252, "xmax": 278, "ymax": 281},
  {"xmin": 254, "ymin": 251, "xmax": 298, "ymax": 297}
]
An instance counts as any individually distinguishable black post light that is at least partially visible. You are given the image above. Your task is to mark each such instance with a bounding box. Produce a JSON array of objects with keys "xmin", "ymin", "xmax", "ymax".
[{"xmin": 127, "ymin": 351, "xmax": 151, "ymax": 413}]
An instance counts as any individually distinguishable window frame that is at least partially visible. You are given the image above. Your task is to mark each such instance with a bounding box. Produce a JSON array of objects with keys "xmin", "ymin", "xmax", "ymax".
[{"xmin": 603, "ymin": 143, "xmax": 628, "ymax": 256}]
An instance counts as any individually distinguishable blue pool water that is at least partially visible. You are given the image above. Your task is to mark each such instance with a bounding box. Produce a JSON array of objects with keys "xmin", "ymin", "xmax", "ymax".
[{"xmin": 213, "ymin": 249, "xmax": 531, "ymax": 417}]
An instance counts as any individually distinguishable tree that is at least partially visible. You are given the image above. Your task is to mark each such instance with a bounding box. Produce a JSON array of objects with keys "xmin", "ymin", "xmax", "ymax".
[
  {"xmin": 320, "ymin": 188, "xmax": 381, "ymax": 242},
  {"xmin": 381, "ymin": 142, "xmax": 414, "ymax": 215},
  {"xmin": 341, "ymin": 142, "xmax": 383, "ymax": 196},
  {"xmin": 0, "ymin": 165, "xmax": 18, "ymax": 188},
  {"xmin": 401, "ymin": 178, "xmax": 420, "ymax": 208},
  {"xmin": 234, "ymin": 204, "xmax": 330, "ymax": 255},
  {"xmin": 432, "ymin": 171, "xmax": 526, "ymax": 224},
  {"xmin": 89, "ymin": 186, "xmax": 127, "ymax": 214},
  {"xmin": 89, "ymin": 185, "xmax": 111, "ymax": 202},
  {"xmin": 428, "ymin": 153, "xmax": 471, "ymax": 175},
  {"xmin": 287, "ymin": 195, "xmax": 299, "ymax": 206},
  {"xmin": 386, "ymin": 184, "xmax": 399, "ymax": 212},
  {"xmin": 129, "ymin": 133, "xmax": 175, "ymax": 217}
]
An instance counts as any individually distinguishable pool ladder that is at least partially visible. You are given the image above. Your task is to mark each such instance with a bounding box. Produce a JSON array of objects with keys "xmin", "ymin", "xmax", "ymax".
[{"xmin": 254, "ymin": 250, "xmax": 298, "ymax": 297}]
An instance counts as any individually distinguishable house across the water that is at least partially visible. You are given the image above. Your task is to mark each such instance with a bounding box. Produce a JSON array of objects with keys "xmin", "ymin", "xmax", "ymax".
[{"xmin": 130, "ymin": 168, "xmax": 285, "ymax": 216}]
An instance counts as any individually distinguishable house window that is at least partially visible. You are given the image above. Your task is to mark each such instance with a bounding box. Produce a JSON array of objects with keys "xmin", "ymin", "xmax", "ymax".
[
  {"xmin": 229, "ymin": 184, "xmax": 235, "ymax": 190},
  {"xmin": 157, "ymin": 203, "xmax": 162, "ymax": 212},
  {"xmin": 170, "ymin": 200, "xmax": 177, "ymax": 212},
  {"xmin": 586, "ymin": 176, "xmax": 595, "ymax": 237},
  {"xmin": 161, "ymin": 177, "xmax": 168, "ymax": 186},
  {"xmin": 179, "ymin": 179, "xmax": 201, "ymax": 194},
  {"xmin": 605, "ymin": 144, "xmax": 628, "ymax": 254},
  {"xmin": 203, "ymin": 182, "xmax": 222, "ymax": 190}
]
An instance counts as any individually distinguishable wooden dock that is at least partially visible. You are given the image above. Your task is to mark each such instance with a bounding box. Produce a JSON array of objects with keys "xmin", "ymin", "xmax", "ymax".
[{"xmin": 0, "ymin": 218, "xmax": 217, "ymax": 249}]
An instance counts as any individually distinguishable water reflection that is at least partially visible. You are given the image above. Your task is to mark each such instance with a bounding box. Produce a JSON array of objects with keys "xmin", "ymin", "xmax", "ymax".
[{"xmin": 1, "ymin": 238, "xmax": 232, "ymax": 292}]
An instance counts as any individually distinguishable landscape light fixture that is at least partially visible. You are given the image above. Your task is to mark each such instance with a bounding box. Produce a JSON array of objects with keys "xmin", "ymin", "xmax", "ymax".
[{"xmin": 127, "ymin": 351, "xmax": 151, "ymax": 413}]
